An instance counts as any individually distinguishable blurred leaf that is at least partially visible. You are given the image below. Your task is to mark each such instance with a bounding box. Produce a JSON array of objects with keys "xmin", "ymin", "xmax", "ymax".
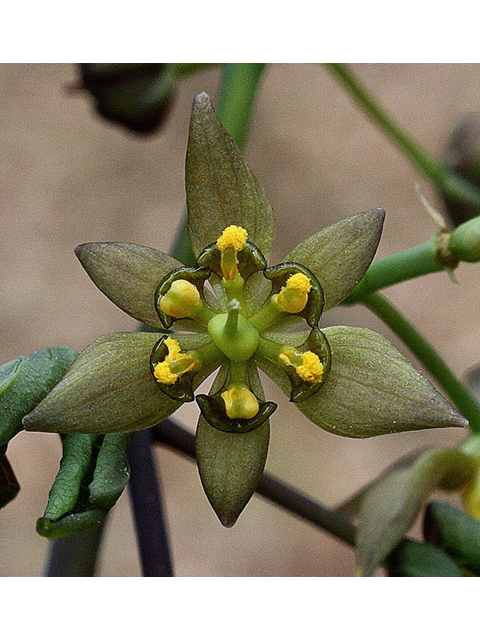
[
  {"xmin": 355, "ymin": 448, "xmax": 475, "ymax": 576},
  {"xmin": 386, "ymin": 539, "xmax": 463, "ymax": 577},
  {"xmin": 37, "ymin": 432, "xmax": 132, "ymax": 540},
  {"xmin": 336, "ymin": 448, "xmax": 429, "ymax": 518},
  {"xmin": 0, "ymin": 347, "xmax": 77, "ymax": 447},
  {"xmin": 424, "ymin": 500, "xmax": 480, "ymax": 575}
]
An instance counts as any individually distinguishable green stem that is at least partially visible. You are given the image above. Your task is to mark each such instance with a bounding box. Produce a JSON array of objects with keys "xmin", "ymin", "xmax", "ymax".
[
  {"xmin": 216, "ymin": 63, "xmax": 266, "ymax": 149},
  {"xmin": 362, "ymin": 292, "xmax": 480, "ymax": 432},
  {"xmin": 325, "ymin": 64, "xmax": 480, "ymax": 211},
  {"xmin": 345, "ymin": 214, "xmax": 480, "ymax": 305},
  {"xmin": 344, "ymin": 237, "xmax": 443, "ymax": 304}
]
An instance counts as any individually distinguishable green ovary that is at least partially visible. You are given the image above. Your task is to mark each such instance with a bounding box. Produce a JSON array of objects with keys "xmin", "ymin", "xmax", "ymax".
[{"xmin": 207, "ymin": 311, "xmax": 260, "ymax": 362}]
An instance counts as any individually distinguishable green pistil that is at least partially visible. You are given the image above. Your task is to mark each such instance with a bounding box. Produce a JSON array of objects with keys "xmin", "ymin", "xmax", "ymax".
[{"xmin": 207, "ymin": 300, "xmax": 260, "ymax": 362}]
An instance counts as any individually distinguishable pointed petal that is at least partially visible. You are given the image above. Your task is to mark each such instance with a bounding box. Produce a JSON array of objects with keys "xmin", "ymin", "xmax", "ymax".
[
  {"xmin": 285, "ymin": 209, "xmax": 385, "ymax": 311},
  {"xmin": 75, "ymin": 242, "xmax": 183, "ymax": 328},
  {"xmin": 258, "ymin": 326, "xmax": 468, "ymax": 437},
  {"xmin": 355, "ymin": 448, "xmax": 475, "ymax": 576},
  {"xmin": 196, "ymin": 363, "xmax": 269, "ymax": 527},
  {"xmin": 186, "ymin": 92, "xmax": 275, "ymax": 259},
  {"xmin": 23, "ymin": 332, "xmax": 182, "ymax": 434},
  {"xmin": 298, "ymin": 326, "xmax": 468, "ymax": 437}
]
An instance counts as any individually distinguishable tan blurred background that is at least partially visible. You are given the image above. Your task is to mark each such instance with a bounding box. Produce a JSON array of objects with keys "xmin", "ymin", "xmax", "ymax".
[{"xmin": 1, "ymin": 63, "xmax": 479, "ymax": 576}]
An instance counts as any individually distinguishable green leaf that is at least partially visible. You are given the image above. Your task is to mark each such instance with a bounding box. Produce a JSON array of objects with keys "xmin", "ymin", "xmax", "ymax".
[
  {"xmin": 355, "ymin": 448, "xmax": 475, "ymax": 576},
  {"xmin": 299, "ymin": 326, "xmax": 468, "ymax": 437},
  {"xmin": 196, "ymin": 362, "xmax": 270, "ymax": 527},
  {"xmin": 88, "ymin": 432, "xmax": 131, "ymax": 508},
  {"xmin": 0, "ymin": 453, "xmax": 20, "ymax": 509},
  {"xmin": 75, "ymin": 242, "xmax": 183, "ymax": 329},
  {"xmin": 285, "ymin": 210, "xmax": 385, "ymax": 311},
  {"xmin": 23, "ymin": 333, "xmax": 181, "ymax": 434},
  {"xmin": 423, "ymin": 500, "xmax": 480, "ymax": 575},
  {"xmin": 37, "ymin": 431, "xmax": 133, "ymax": 540},
  {"xmin": 385, "ymin": 539, "xmax": 464, "ymax": 577},
  {"xmin": 0, "ymin": 347, "xmax": 78, "ymax": 446},
  {"xmin": 186, "ymin": 92, "xmax": 276, "ymax": 259}
]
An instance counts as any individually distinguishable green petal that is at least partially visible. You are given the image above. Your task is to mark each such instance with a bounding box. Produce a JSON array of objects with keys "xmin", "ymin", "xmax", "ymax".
[
  {"xmin": 75, "ymin": 242, "xmax": 182, "ymax": 328},
  {"xmin": 298, "ymin": 326, "xmax": 468, "ymax": 437},
  {"xmin": 196, "ymin": 362, "xmax": 269, "ymax": 527},
  {"xmin": 285, "ymin": 209, "xmax": 385, "ymax": 311},
  {"xmin": 0, "ymin": 454, "xmax": 20, "ymax": 509},
  {"xmin": 23, "ymin": 332, "xmax": 182, "ymax": 434},
  {"xmin": 355, "ymin": 447, "xmax": 475, "ymax": 576},
  {"xmin": 186, "ymin": 92, "xmax": 275, "ymax": 259}
]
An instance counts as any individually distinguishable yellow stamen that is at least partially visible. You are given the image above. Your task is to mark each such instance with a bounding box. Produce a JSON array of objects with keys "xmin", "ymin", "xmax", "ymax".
[
  {"xmin": 159, "ymin": 279, "xmax": 201, "ymax": 318},
  {"xmin": 275, "ymin": 273, "xmax": 312, "ymax": 314},
  {"xmin": 285, "ymin": 273, "xmax": 311, "ymax": 293},
  {"xmin": 279, "ymin": 348, "xmax": 324, "ymax": 384},
  {"xmin": 216, "ymin": 225, "xmax": 248, "ymax": 253},
  {"xmin": 221, "ymin": 386, "xmax": 259, "ymax": 420},
  {"xmin": 153, "ymin": 337, "xmax": 196, "ymax": 385}
]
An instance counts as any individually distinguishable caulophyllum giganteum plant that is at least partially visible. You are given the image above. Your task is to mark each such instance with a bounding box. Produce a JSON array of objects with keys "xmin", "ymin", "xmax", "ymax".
[{"xmin": 23, "ymin": 92, "xmax": 467, "ymax": 527}]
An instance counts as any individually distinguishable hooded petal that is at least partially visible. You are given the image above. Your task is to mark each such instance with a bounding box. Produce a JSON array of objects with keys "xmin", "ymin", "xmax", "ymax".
[
  {"xmin": 285, "ymin": 209, "xmax": 385, "ymax": 311},
  {"xmin": 23, "ymin": 332, "xmax": 186, "ymax": 434},
  {"xmin": 186, "ymin": 92, "xmax": 275, "ymax": 259},
  {"xmin": 75, "ymin": 242, "xmax": 183, "ymax": 328},
  {"xmin": 257, "ymin": 326, "xmax": 468, "ymax": 437},
  {"xmin": 195, "ymin": 362, "xmax": 270, "ymax": 527}
]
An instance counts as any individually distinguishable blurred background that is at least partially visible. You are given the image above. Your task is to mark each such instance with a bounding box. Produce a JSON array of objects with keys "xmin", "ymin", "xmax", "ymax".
[{"xmin": 1, "ymin": 63, "xmax": 479, "ymax": 576}]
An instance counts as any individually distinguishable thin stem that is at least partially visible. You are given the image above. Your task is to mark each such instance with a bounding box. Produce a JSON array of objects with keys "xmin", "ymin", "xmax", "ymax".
[
  {"xmin": 45, "ymin": 523, "xmax": 105, "ymax": 576},
  {"xmin": 362, "ymin": 292, "xmax": 480, "ymax": 432},
  {"xmin": 128, "ymin": 429, "xmax": 174, "ymax": 576},
  {"xmin": 216, "ymin": 64, "xmax": 266, "ymax": 149},
  {"xmin": 325, "ymin": 64, "xmax": 480, "ymax": 211},
  {"xmin": 151, "ymin": 418, "xmax": 357, "ymax": 546},
  {"xmin": 344, "ymin": 237, "xmax": 443, "ymax": 304}
]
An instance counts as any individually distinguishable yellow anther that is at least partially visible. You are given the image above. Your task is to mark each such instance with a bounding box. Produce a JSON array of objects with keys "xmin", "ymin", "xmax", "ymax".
[
  {"xmin": 153, "ymin": 361, "xmax": 178, "ymax": 385},
  {"xmin": 216, "ymin": 225, "xmax": 248, "ymax": 253},
  {"xmin": 279, "ymin": 348, "xmax": 324, "ymax": 384},
  {"xmin": 159, "ymin": 279, "xmax": 201, "ymax": 318},
  {"xmin": 296, "ymin": 351, "xmax": 324, "ymax": 383},
  {"xmin": 285, "ymin": 273, "xmax": 311, "ymax": 293},
  {"xmin": 221, "ymin": 386, "xmax": 259, "ymax": 420},
  {"xmin": 275, "ymin": 273, "xmax": 312, "ymax": 314},
  {"xmin": 153, "ymin": 337, "xmax": 197, "ymax": 386}
]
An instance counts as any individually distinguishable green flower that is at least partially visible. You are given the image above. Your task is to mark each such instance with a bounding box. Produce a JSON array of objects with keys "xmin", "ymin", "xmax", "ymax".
[{"xmin": 23, "ymin": 92, "xmax": 467, "ymax": 526}]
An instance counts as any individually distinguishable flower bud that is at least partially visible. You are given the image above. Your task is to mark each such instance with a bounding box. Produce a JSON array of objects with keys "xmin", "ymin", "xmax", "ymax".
[
  {"xmin": 449, "ymin": 216, "xmax": 480, "ymax": 262},
  {"xmin": 78, "ymin": 63, "xmax": 176, "ymax": 135},
  {"xmin": 442, "ymin": 114, "xmax": 480, "ymax": 226}
]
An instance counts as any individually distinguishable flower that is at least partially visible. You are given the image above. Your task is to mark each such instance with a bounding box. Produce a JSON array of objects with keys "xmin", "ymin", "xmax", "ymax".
[{"xmin": 23, "ymin": 92, "xmax": 468, "ymax": 526}]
